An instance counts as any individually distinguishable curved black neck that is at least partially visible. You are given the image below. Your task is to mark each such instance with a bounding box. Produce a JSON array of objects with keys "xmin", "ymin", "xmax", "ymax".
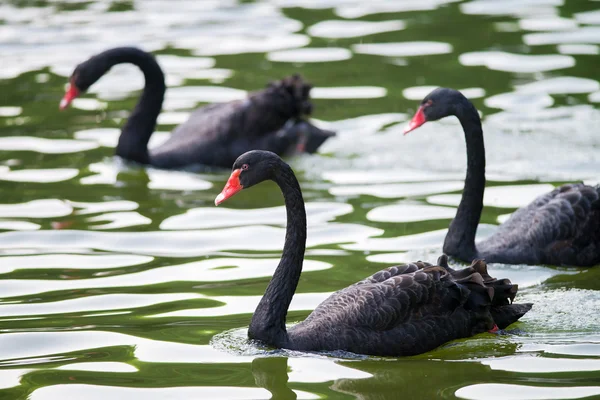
[
  {"xmin": 443, "ymin": 99, "xmax": 486, "ymax": 261},
  {"xmin": 248, "ymin": 162, "xmax": 307, "ymax": 346},
  {"xmin": 97, "ymin": 48, "xmax": 165, "ymax": 164}
]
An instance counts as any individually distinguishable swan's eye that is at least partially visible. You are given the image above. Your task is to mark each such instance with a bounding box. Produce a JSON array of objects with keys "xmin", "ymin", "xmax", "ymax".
[
  {"xmin": 423, "ymin": 99, "xmax": 433, "ymax": 107},
  {"xmin": 241, "ymin": 164, "xmax": 249, "ymax": 171}
]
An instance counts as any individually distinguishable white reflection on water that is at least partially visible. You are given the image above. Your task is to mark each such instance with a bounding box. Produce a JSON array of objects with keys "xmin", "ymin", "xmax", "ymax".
[
  {"xmin": 311, "ymin": 87, "xmax": 387, "ymax": 99},
  {"xmin": 267, "ymin": 48, "xmax": 352, "ymax": 63},
  {"xmin": 0, "ymin": 199, "xmax": 71, "ymax": 218},
  {"xmin": 479, "ymin": 355, "xmax": 600, "ymax": 373},
  {"xmin": 574, "ymin": 9, "xmax": 600, "ymax": 25},
  {"xmin": 524, "ymin": 26, "xmax": 600, "ymax": 45},
  {"xmin": 156, "ymin": 111, "xmax": 191, "ymax": 125},
  {"xmin": 518, "ymin": 16, "xmax": 578, "ymax": 31},
  {"xmin": 427, "ymin": 184, "xmax": 556, "ymax": 209},
  {"xmin": 307, "ymin": 20, "xmax": 405, "ymax": 39},
  {"xmin": 87, "ymin": 211, "xmax": 152, "ymax": 230},
  {"xmin": 367, "ymin": 203, "xmax": 455, "ymax": 223},
  {"xmin": 56, "ymin": 362, "xmax": 138, "ymax": 373},
  {"xmin": 161, "ymin": 202, "xmax": 353, "ymax": 230},
  {"xmin": 456, "ymin": 383, "xmax": 600, "ymax": 400},
  {"xmin": 151, "ymin": 292, "xmax": 332, "ymax": 318},
  {"xmin": 78, "ymin": 160, "xmax": 213, "ymax": 190},
  {"xmin": 485, "ymin": 92, "xmax": 554, "ymax": 111},
  {"xmin": 146, "ymin": 168, "xmax": 212, "ymax": 191},
  {"xmin": 0, "ymin": 293, "xmax": 202, "ymax": 317},
  {"xmin": 334, "ymin": 0, "xmax": 461, "ymax": 18},
  {"xmin": 74, "ymin": 128, "xmax": 170, "ymax": 149},
  {"xmin": 70, "ymin": 200, "xmax": 138, "ymax": 215},
  {"xmin": 558, "ymin": 44, "xmax": 600, "ymax": 55},
  {"xmin": 30, "ymin": 385, "xmax": 277, "ymax": 400},
  {"xmin": 403, "ymin": 86, "xmax": 486, "ymax": 101},
  {"xmin": 71, "ymin": 98, "xmax": 107, "ymax": 111},
  {"xmin": 0, "ymin": 258, "xmax": 333, "ymax": 298},
  {"xmin": 329, "ymin": 181, "xmax": 465, "ymax": 199},
  {"xmin": 0, "ymin": 136, "xmax": 98, "ymax": 154},
  {"xmin": 460, "ymin": 0, "xmax": 561, "ymax": 17},
  {"xmin": 342, "ymin": 228, "xmax": 449, "ymax": 252},
  {"xmin": 0, "ymin": 107, "xmax": 22, "ymax": 117},
  {"xmin": 165, "ymin": 85, "xmax": 247, "ymax": 105},
  {"xmin": 0, "ymin": 168, "xmax": 78, "ymax": 183},
  {"xmin": 0, "ymin": 369, "xmax": 31, "ymax": 390},
  {"xmin": 0, "ymin": 221, "xmax": 40, "ymax": 231},
  {"xmin": 516, "ymin": 76, "xmax": 600, "ymax": 94},
  {"xmin": 352, "ymin": 41, "xmax": 453, "ymax": 57},
  {"xmin": 287, "ymin": 358, "xmax": 371, "ymax": 382},
  {"xmin": 0, "ymin": 254, "xmax": 153, "ymax": 274},
  {"xmin": 459, "ymin": 51, "xmax": 575, "ymax": 73},
  {"xmin": 323, "ymin": 168, "xmax": 463, "ymax": 185}
]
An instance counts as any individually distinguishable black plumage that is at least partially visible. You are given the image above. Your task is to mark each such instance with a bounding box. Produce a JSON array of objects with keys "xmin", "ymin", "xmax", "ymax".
[
  {"xmin": 216, "ymin": 150, "xmax": 531, "ymax": 357},
  {"xmin": 405, "ymin": 88, "xmax": 600, "ymax": 267},
  {"xmin": 61, "ymin": 47, "xmax": 335, "ymax": 169}
]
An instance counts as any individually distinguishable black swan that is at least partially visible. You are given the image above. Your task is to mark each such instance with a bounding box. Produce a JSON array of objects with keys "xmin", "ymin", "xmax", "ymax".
[
  {"xmin": 60, "ymin": 47, "xmax": 335, "ymax": 169},
  {"xmin": 404, "ymin": 88, "xmax": 600, "ymax": 267},
  {"xmin": 214, "ymin": 150, "xmax": 531, "ymax": 356}
]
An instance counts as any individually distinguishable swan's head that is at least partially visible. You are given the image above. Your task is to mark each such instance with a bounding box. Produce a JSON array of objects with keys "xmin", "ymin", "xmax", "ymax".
[
  {"xmin": 215, "ymin": 151, "xmax": 281, "ymax": 206},
  {"xmin": 403, "ymin": 88, "xmax": 467, "ymax": 134},
  {"xmin": 59, "ymin": 55, "xmax": 110, "ymax": 110}
]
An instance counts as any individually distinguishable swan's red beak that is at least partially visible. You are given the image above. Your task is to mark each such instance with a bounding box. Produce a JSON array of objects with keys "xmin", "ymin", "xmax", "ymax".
[
  {"xmin": 60, "ymin": 83, "xmax": 80, "ymax": 110},
  {"xmin": 215, "ymin": 169, "xmax": 243, "ymax": 206},
  {"xmin": 403, "ymin": 106, "xmax": 427, "ymax": 135}
]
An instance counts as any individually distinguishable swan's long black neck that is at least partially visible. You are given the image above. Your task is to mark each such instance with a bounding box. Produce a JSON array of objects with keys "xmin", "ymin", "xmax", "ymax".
[
  {"xmin": 98, "ymin": 48, "xmax": 166, "ymax": 164},
  {"xmin": 248, "ymin": 162, "xmax": 307, "ymax": 346},
  {"xmin": 443, "ymin": 99, "xmax": 485, "ymax": 261}
]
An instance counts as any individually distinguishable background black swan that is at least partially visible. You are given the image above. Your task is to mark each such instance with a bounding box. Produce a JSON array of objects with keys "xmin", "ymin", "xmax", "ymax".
[
  {"xmin": 215, "ymin": 150, "xmax": 531, "ymax": 356},
  {"xmin": 60, "ymin": 47, "xmax": 335, "ymax": 169},
  {"xmin": 404, "ymin": 88, "xmax": 600, "ymax": 267}
]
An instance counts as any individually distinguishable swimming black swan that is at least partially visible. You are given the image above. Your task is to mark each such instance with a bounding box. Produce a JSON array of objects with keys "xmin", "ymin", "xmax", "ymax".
[
  {"xmin": 60, "ymin": 47, "xmax": 335, "ymax": 169},
  {"xmin": 214, "ymin": 150, "xmax": 531, "ymax": 356},
  {"xmin": 404, "ymin": 88, "xmax": 600, "ymax": 267}
]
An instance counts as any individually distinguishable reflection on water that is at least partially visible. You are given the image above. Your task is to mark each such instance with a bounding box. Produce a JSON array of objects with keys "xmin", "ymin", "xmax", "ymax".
[{"xmin": 1, "ymin": 0, "xmax": 599, "ymax": 399}]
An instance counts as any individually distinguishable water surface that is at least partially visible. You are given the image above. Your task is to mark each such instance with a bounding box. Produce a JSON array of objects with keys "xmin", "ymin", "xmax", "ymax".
[{"xmin": 1, "ymin": 0, "xmax": 599, "ymax": 399}]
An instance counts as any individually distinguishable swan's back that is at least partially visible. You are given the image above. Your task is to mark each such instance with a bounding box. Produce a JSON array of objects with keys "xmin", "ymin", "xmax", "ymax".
[
  {"xmin": 286, "ymin": 257, "xmax": 531, "ymax": 356},
  {"xmin": 479, "ymin": 183, "xmax": 600, "ymax": 266},
  {"xmin": 150, "ymin": 75, "xmax": 333, "ymax": 168}
]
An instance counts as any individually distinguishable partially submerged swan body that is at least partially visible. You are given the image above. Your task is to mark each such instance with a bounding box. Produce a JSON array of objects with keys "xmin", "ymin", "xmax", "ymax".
[
  {"xmin": 405, "ymin": 88, "xmax": 600, "ymax": 267},
  {"xmin": 60, "ymin": 47, "xmax": 335, "ymax": 169},
  {"xmin": 215, "ymin": 150, "xmax": 531, "ymax": 356}
]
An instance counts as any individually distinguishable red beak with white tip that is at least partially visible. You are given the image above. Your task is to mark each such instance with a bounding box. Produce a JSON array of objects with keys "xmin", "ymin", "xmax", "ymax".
[
  {"xmin": 215, "ymin": 169, "xmax": 243, "ymax": 206},
  {"xmin": 403, "ymin": 106, "xmax": 427, "ymax": 135},
  {"xmin": 60, "ymin": 83, "xmax": 80, "ymax": 110}
]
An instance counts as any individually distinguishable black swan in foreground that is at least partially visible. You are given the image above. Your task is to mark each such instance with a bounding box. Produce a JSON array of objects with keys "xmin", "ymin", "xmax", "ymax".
[
  {"xmin": 214, "ymin": 150, "xmax": 531, "ymax": 356},
  {"xmin": 404, "ymin": 88, "xmax": 600, "ymax": 267},
  {"xmin": 60, "ymin": 47, "xmax": 335, "ymax": 169}
]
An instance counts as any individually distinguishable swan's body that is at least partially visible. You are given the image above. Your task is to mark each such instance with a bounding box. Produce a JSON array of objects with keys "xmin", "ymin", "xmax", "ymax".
[
  {"xmin": 61, "ymin": 47, "xmax": 334, "ymax": 169},
  {"xmin": 477, "ymin": 183, "xmax": 600, "ymax": 266},
  {"xmin": 215, "ymin": 150, "xmax": 531, "ymax": 356},
  {"xmin": 405, "ymin": 88, "xmax": 600, "ymax": 267}
]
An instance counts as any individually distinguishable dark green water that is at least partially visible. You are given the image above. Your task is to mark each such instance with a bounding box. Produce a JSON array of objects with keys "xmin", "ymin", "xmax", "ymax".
[{"xmin": 1, "ymin": 0, "xmax": 600, "ymax": 399}]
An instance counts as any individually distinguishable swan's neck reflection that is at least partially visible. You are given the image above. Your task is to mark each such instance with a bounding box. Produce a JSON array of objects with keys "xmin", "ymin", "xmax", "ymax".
[{"xmin": 252, "ymin": 357, "xmax": 296, "ymax": 400}]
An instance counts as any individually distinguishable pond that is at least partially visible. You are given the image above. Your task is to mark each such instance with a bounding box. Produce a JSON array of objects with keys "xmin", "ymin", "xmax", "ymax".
[{"xmin": 1, "ymin": 0, "xmax": 600, "ymax": 399}]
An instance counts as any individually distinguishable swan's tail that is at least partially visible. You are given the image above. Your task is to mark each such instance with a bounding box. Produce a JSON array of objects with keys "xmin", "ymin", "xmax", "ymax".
[
  {"xmin": 436, "ymin": 255, "xmax": 532, "ymax": 330},
  {"xmin": 267, "ymin": 74, "xmax": 313, "ymax": 117},
  {"xmin": 489, "ymin": 303, "xmax": 533, "ymax": 330}
]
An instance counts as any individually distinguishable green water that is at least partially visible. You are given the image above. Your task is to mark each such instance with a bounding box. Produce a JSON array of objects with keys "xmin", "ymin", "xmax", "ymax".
[{"xmin": 1, "ymin": 0, "xmax": 600, "ymax": 399}]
